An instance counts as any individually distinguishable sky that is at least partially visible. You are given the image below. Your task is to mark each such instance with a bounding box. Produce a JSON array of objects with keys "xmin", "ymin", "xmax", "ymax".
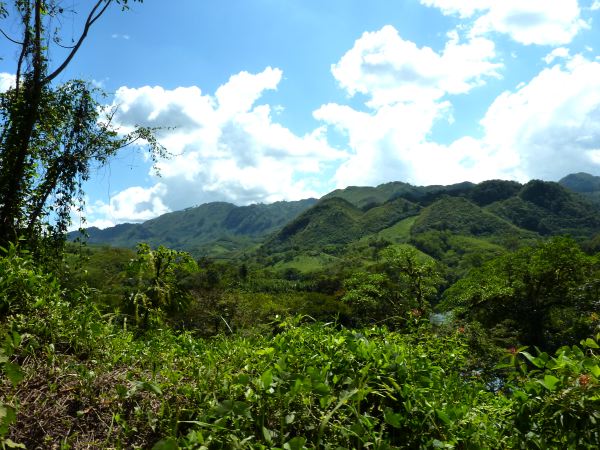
[{"xmin": 3, "ymin": 0, "xmax": 600, "ymax": 228}]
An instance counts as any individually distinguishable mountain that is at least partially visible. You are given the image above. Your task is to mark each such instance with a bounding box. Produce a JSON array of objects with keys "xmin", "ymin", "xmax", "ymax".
[
  {"xmin": 411, "ymin": 196, "xmax": 519, "ymax": 236},
  {"xmin": 262, "ymin": 196, "xmax": 420, "ymax": 254},
  {"xmin": 75, "ymin": 174, "xmax": 600, "ymax": 266},
  {"xmin": 559, "ymin": 172, "xmax": 600, "ymax": 207},
  {"xmin": 74, "ymin": 199, "xmax": 317, "ymax": 257},
  {"xmin": 559, "ymin": 172, "xmax": 600, "ymax": 193},
  {"xmin": 487, "ymin": 180, "xmax": 600, "ymax": 238},
  {"xmin": 321, "ymin": 180, "xmax": 476, "ymax": 208},
  {"xmin": 262, "ymin": 178, "xmax": 600, "ymax": 274}
]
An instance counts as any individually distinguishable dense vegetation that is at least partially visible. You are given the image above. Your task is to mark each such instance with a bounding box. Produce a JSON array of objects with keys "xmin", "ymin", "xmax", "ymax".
[
  {"xmin": 1, "ymin": 2, "xmax": 599, "ymax": 448},
  {"xmin": 1, "ymin": 228, "xmax": 600, "ymax": 448}
]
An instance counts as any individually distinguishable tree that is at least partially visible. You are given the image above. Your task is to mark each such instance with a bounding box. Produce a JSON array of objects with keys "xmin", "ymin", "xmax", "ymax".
[
  {"xmin": 342, "ymin": 247, "xmax": 442, "ymax": 326},
  {"xmin": 379, "ymin": 246, "xmax": 441, "ymax": 310},
  {"xmin": 124, "ymin": 244, "xmax": 198, "ymax": 329},
  {"xmin": 0, "ymin": 0, "xmax": 163, "ymax": 252},
  {"xmin": 442, "ymin": 237, "xmax": 600, "ymax": 350}
]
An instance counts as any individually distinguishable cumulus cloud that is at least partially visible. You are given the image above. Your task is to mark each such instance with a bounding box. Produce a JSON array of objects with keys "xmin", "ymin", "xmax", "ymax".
[
  {"xmin": 478, "ymin": 55, "xmax": 600, "ymax": 180},
  {"xmin": 331, "ymin": 25, "xmax": 501, "ymax": 107},
  {"xmin": 420, "ymin": 0, "xmax": 490, "ymax": 18},
  {"xmin": 315, "ymin": 25, "xmax": 503, "ymax": 187},
  {"xmin": 320, "ymin": 47, "xmax": 600, "ymax": 188},
  {"xmin": 422, "ymin": 0, "xmax": 587, "ymax": 46},
  {"xmin": 543, "ymin": 47, "xmax": 571, "ymax": 64},
  {"xmin": 88, "ymin": 67, "xmax": 345, "ymax": 226},
  {"xmin": 85, "ymin": 183, "xmax": 170, "ymax": 228},
  {"xmin": 314, "ymin": 101, "xmax": 454, "ymax": 186},
  {"xmin": 0, "ymin": 73, "xmax": 15, "ymax": 91}
]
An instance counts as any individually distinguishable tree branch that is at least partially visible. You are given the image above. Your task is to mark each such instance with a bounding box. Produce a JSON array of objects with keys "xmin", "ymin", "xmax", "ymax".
[
  {"xmin": 0, "ymin": 27, "xmax": 23, "ymax": 44},
  {"xmin": 15, "ymin": 5, "xmax": 31, "ymax": 95},
  {"xmin": 44, "ymin": 0, "xmax": 113, "ymax": 84}
]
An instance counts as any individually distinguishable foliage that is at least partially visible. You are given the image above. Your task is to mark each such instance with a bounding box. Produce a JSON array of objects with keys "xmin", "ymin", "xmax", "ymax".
[
  {"xmin": 342, "ymin": 247, "xmax": 442, "ymax": 327},
  {"xmin": 506, "ymin": 335, "xmax": 600, "ymax": 448},
  {"xmin": 378, "ymin": 246, "xmax": 442, "ymax": 309},
  {"xmin": 0, "ymin": 243, "xmax": 599, "ymax": 448},
  {"xmin": 124, "ymin": 244, "xmax": 198, "ymax": 328},
  {"xmin": 0, "ymin": 0, "xmax": 160, "ymax": 254},
  {"xmin": 411, "ymin": 196, "xmax": 519, "ymax": 237},
  {"xmin": 0, "ymin": 330, "xmax": 24, "ymax": 449},
  {"xmin": 442, "ymin": 237, "xmax": 600, "ymax": 350},
  {"xmin": 76, "ymin": 199, "xmax": 317, "ymax": 258},
  {"xmin": 487, "ymin": 180, "xmax": 600, "ymax": 238},
  {"xmin": 0, "ymin": 242, "xmax": 61, "ymax": 316}
]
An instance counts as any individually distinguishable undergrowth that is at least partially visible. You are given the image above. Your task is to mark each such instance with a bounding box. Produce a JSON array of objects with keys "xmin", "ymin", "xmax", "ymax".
[{"xmin": 0, "ymin": 245, "xmax": 598, "ymax": 449}]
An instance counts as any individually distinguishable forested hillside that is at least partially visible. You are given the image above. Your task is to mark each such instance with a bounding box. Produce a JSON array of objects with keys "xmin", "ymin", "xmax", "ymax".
[
  {"xmin": 76, "ymin": 199, "xmax": 317, "ymax": 257},
  {"xmin": 76, "ymin": 176, "xmax": 600, "ymax": 262}
]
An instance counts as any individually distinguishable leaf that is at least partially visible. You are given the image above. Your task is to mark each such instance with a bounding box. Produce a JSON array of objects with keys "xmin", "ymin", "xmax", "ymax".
[
  {"xmin": 313, "ymin": 382, "xmax": 330, "ymax": 396},
  {"xmin": 583, "ymin": 338, "xmax": 600, "ymax": 349},
  {"xmin": 232, "ymin": 401, "xmax": 251, "ymax": 418},
  {"xmin": 3, "ymin": 362, "xmax": 23, "ymax": 386},
  {"xmin": 521, "ymin": 351, "xmax": 546, "ymax": 368},
  {"xmin": 436, "ymin": 409, "xmax": 452, "ymax": 425},
  {"xmin": 0, "ymin": 405, "xmax": 17, "ymax": 436},
  {"xmin": 135, "ymin": 381, "xmax": 162, "ymax": 396},
  {"xmin": 587, "ymin": 364, "xmax": 600, "ymax": 378},
  {"xmin": 384, "ymin": 407, "xmax": 403, "ymax": 428},
  {"xmin": 539, "ymin": 374, "xmax": 560, "ymax": 391},
  {"xmin": 260, "ymin": 369, "xmax": 273, "ymax": 389},
  {"xmin": 256, "ymin": 347, "xmax": 275, "ymax": 356},
  {"xmin": 284, "ymin": 436, "xmax": 307, "ymax": 450},
  {"xmin": 152, "ymin": 438, "xmax": 178, "ymax": 450},
  {"xmin": 3, "ymin": 439, "xmax": 25, "ymax": 449},
  {"xmin": 214, "ymin": 400, "xmax": 234, "ymax": 417},
  {"xmin": 262, "ymin": 426, "xmax": 274, "ymax": 445}
]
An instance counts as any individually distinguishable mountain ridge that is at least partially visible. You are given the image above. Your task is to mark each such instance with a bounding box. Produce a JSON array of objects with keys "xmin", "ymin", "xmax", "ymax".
[{"xmin": 74, "ymin": 173, "xmax": 600, "ymax": 259}]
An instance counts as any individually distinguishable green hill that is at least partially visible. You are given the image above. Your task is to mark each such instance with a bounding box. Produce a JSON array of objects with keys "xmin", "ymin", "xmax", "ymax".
[
  {"xmin": 559, "ymin": 172, "xmax": 600, "ymax": 207},
  {"xmin": 321, "ymin": 180, "xmax": 476, "ymax": 208},
  {"xmin": 411, "ymin": 196, "xmax": 518, "ymax": 237},
  {"xmin": 263, "ymin": 196, "xmax": 420, "ymax": 254},
  {"xmin": 75, "ymin": 174, "xmax": 600, "ymax": 268},
  {"xmin": 559, "ymin": 172, "xmax": 600, "ymax": 193},
  {"xmin": 487, "ymin": 180, "xmax": 600, "ymax": 238},
  {"xmin": 76, "ymin": 199, "xmax": 317, "ymax": 257}
]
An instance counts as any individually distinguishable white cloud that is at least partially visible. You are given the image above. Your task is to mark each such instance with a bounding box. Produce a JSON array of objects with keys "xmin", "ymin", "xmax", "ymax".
[
  {"xmin": 591, "ymin": 1, "xmax": 600, "ymax": 11},
  {"xmin": 0, "ymin": 73, "xmax": 15, "ymax": 91},
  {"xmin": 420, "ymin": 0, "xmax": 490, "ymax": 18},
  {"xmin": 422, "ymin": 0, "xmax": 587, "ymax": 46},
  {"xmin": 543, "ymin": 47, "xmax": 571, "ymax": 64},
  {"xmin": 322, "ymin": 55, "xmax": 600, "ymax": 187},
  {"xmin": 331, "ymin": 25, "xmax": 501, "ymax": 107},
  {"xmin": 478, "ymin": 56, "xmax": 600, "ymax": 180},
  {"xmin": 86, "ymin": 183, "xmax": 170, "ymax": 227},
  {"xmin": 89, "ymin": 67, "xmax": 346, "ymax": 225},
  {"xmin": 314, "ymin": 25, "xmax": 503, "ymax": 187},
  {"xmin": 314, "ymin": 100, "xmax": 454, "ymax": 186}
]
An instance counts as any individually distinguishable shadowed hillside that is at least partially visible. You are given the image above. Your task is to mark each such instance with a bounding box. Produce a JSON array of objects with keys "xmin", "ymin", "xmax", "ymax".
[{"xmin": 75, "ymin": 199, "xmax": 317, "ymax": 257}]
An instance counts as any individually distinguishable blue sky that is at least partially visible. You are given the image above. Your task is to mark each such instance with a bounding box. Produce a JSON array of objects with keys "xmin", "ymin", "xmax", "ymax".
[{"xmin": 2, "ymin": 0, "xmax": 600, "ymax": 228}]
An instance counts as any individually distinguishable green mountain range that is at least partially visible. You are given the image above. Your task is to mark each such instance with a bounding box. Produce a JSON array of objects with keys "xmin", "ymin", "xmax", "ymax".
[
  {"xmin": 76, "ymin": 199, "xmax": 317, "ymax": 257},
  {"xmin": 75, "ymin": 173, "xmax": 600, "ymax": 264}
]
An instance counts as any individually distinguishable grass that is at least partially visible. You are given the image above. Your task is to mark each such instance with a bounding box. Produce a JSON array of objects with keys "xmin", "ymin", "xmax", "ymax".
[
  {"xmin": 369, "ymin": 216, "xmax": 417, "ymax": 243},
  {"xmin": 272, "ymin": 253, "xmax": 340, "ymax": 272}
]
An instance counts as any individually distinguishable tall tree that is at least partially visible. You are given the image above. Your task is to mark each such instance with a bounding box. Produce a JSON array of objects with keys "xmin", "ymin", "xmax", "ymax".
[
  {"xmin": 0, "ymin": 0, "xmax": 163, "ymax": 251},
  {"xmin": 442, "ymin": 237, "xmax": 600, "ymax": 350}
]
